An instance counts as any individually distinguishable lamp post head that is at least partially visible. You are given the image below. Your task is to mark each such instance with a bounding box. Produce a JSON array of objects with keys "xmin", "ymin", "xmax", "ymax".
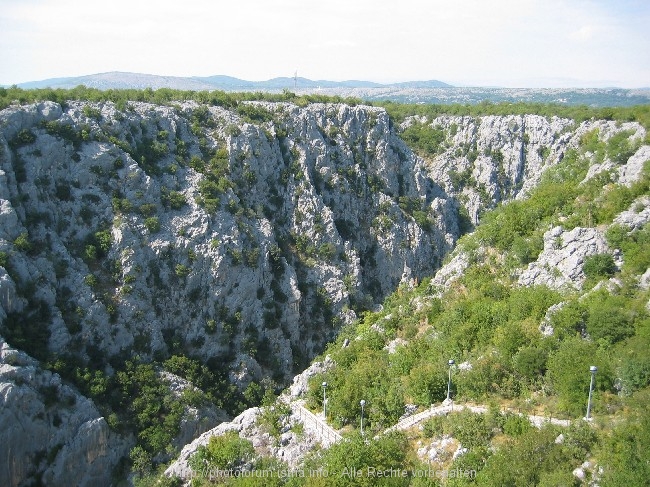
[
  {"xmin": 322, "ymin": 381, "xmax": 327, "ymax": 388},
  {"xmin": 360, "ymin": 400, "xmax": 366, "ymax": 407},
  {"xmin": 448, "ymin": 359, "xmax": 455, "ymax": 366},
  {"xmin": 590, "ymin": 366, "xmax": 598, "ymax": 373}
]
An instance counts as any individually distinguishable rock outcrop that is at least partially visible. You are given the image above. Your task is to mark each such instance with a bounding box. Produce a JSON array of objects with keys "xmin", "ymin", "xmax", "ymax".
[
  {"xmin": 0, "ymin": 337, "xmax": 129, "ymax": 487},
  {"xmin": 165, "ymin": 356, "xmax": 334, "ymax": 482},
  {"xmin": 517, "ymin": 226, "xmax": 610, "ymax": 290}
]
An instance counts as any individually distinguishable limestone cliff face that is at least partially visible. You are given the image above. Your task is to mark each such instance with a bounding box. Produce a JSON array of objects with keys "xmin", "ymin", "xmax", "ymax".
[
  {"xmin": 0, "ymin": 100, "xmax": 460, "ymax": 382},
  {"xmin": 0, "ymin": 337, "xmax": 129, "ymax": 487},
  {"xmin": 418, "ymin": 115, "xmax": 645, "ymax": 223},
  {"xmin": 427, "ymin": 116, "xmax": 649, "ymax": 294}
]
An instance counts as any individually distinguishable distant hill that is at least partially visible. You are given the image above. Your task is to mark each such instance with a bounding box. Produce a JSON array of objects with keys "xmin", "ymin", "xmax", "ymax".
[
  {"xmin": 12, "ymin": 71, "xmax": 452, "ymax": 91},
  {"xmin": 16, "ymin": 72, "xmax": 220, "ymax": 91},
  {"xmin": 9, "ymin": 72, "xmax": 650, "ymax": 106}
]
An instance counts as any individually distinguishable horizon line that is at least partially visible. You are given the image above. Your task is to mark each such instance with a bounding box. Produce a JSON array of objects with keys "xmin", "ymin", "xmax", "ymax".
[{"xmin": 3, "ymin": 70, "xmax": 648, "ymax": 91}]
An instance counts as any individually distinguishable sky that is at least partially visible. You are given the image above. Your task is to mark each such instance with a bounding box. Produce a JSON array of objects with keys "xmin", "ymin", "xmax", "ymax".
[{"xmin": 1, "ymin": 0, "xmax": 649, "ymax": 88}]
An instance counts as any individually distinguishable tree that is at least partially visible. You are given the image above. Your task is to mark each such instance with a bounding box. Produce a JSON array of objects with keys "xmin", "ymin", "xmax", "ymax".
[
  {"xmin": 546, "ymin": 337, "xmax": 612, "ymax": 416},
  {"xmin": 584, "ymin": 293, "xmax": 634, "ymax": 345},
  {"xmin": 305, "ymin": 432, "xmax": 410, "ymax": 487},
  {"xmin": 14, "ymin": 231, "xmax": 32, "ymax": 252},
  {"xmin": 405, "ymin": 363, "xmax": 447, "ymax": 406},
  {"xmin": 616, "ymin": 330, "xmax": 650, "ymax": 395},
  {"xmin": 513, "ymin": 346, "xmax": 548, "ymax": 383},
  {"xmin": 476, "ymin": 427, "xmax": 564, "ymax": 486},
  {"xmin": 598, "ymin": 391, "xmax": 650, "ymax": 486},
  {"xmin": 130, "ymin": 446, "xmax": 152, "ymax": 477}
]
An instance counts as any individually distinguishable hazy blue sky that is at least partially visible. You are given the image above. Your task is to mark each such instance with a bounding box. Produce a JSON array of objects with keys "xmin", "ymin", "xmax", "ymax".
[{"xmin": 1, "ymin": 0, "xmax": 648, "ymax": 87}]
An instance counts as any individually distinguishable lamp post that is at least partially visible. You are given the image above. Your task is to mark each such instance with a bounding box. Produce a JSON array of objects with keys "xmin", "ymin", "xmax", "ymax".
[
  {"xmin": 585, "ymin": 366, "xmax": 597, "ymax": 420},
  {"xmin": 447, "ymin": 359, "xmax": 455, "ymax": 402},
  {"xmin": 322, "ymin": 382, "xmax": 327, "ymax": 418},
  {"xmin": 360, "ymin": 399, "xmax": 366, "ymax": 436}
]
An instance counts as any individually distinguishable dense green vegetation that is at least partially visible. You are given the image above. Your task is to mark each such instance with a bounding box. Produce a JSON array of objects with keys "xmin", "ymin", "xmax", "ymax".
[
  {"xmin": 0, "ymin": 85, "xmax": 363, "ymax": 112},
  {"xmin": 376, "ymin": 99, "xmax": 650, "ymax": 133},
  {"xmin": 46, "ymin": 353, "xmax": 253, "ymax": 476}
]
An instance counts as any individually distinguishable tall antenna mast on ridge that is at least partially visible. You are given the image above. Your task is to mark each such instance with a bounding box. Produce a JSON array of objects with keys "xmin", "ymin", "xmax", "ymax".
[{"xmin": 294, "ymin": 70, "xmax": 298, "ymax": 91}]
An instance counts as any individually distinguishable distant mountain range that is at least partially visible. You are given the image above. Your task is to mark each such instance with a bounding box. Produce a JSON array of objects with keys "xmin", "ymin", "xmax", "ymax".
[
  {"xmin": 12, "ymin": 71, "xmax": 453, "ymax": 91},
  {"xmin": 8, "ymin": 72, "xmax": 650, "ymax": 107}
]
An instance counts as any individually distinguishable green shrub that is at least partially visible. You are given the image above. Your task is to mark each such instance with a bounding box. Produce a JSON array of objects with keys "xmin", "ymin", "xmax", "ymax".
[
  {"xmin": 617, "ymin": 332, "xmax": 650, "ymax": 395},
  {"xmin": 405, "ymin": 363, "xmax": 447, "ymax": 406},
  {"xmin": 309, "ymin": 432, "xmax": 410, "ymax": 486},
  {"xmin": 447, "ymin": 410, "xmax": 494, "ymax": 449},
  {"xmin": 205, "ymin": 319, "xmax": 217, "ymax": 334},
  {"xmin": 401, "ymin": 122, "xmax": 446, "ymax": 157},
  {"xmin": 175, "ymin": 264, "xmax": 190, "ymax": 278},
  {"xmin": 82, "ymin": 105, "xmax": 102, "ymax": 119},
  {"xmin": 422, "ymin": 416, "xmax": 445, "ymax": 438},
  {"xmin": 83, "ymin": 274, "xmax": 98, "ymax": 288},
  {"xmin": 502, "ymin": 413, "xmax": 532, "ymax": 437},
  {"xmin": 513, "ymin": 346, "xmax": 548, "ymax": 383},
  {"xmin": 14, "ymin": 232, "xmax": 32, "ymax": 252},
  {"xmin": 583, "ymin": 253, "xmax": 616, "ymax": 279},
  {"xmin": 189, "ymin": 431, "xmax": 255, "ymax": 473},
  {"xmin": 236, "ymin": 103, "xmax": 274, "ymax": 124},
  {"xmin": 113, "ymin": 360, "xmax": 185, "ymax": 456},
  {"xmin": 606, "ymin": 224, "xmax": 650, "ymax": 275},
  {"xmin": 585, "ymin": 292, "xmax": 634, "ymax": 344},
  {"xmin": 606, "ymin": 130, "xmax": 638, "ymax": 164},
  {"xmin": 112, "ymin": 197, "xmax": 133, "ymax": 213},
  {"xmin": 139, "ymin": 203, "xmax": 157, "ymax": 216},
  {"xmin": 476, "ymin": 427, "xmax": 568, "ymax": 486},
  {"xmin": 164, "ymin": 190, "xmax": 186, "ymax": 210},
  {"xmin": 144, "ymin": 217, "xmax": 160, "ymax": 233},
  {"xmin": 546, "ymin": 337, "xmax": 612, "ymax": 416},
  {"xmin": 9, "ymin": 129, "xmax": 36, "ymax": 148},
  {"xmin": 188, "ymin": 155, "xmax": 204, "ymax": 172},
  {"xmin": 598, "ymin": 394, "xmax": 650, "ymax": 486},
  {"xmin": 84, "ymin": 244, "xmax": 98, "ymax": 261}
]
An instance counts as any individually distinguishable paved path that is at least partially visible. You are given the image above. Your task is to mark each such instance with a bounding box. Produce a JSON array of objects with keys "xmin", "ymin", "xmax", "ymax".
[
  {"xmin": 387, "ymin": 402, "xmax": 571, "ymax": 433},
  {"xmin": 294, "ymin": 400, "xmax": 571, "ymax": 447},
  {"xmin": 386, "ymin": 402, "xmax": 485, "ymax": 433}
]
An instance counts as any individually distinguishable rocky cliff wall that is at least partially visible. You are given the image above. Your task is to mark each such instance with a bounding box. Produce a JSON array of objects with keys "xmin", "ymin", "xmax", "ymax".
[
  {"xmin": 0, "ymin": 100, "xmax": 461, "ymax": 382},
  {"xmin": 418, "ymin": 114, "xmax": 645, "ymax": 223},
  {"xmin": 0, "ymin": 337, "xmax": 129, "ymax": 487}
]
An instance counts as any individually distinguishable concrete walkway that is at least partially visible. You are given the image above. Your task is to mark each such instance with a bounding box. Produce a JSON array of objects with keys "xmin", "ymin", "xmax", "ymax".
[
  {"xmin": 295, "ymin": 400, "xmax": 572, "ymax": 447},
  {"xmin": 387, "ymin": 402, "xmax": 571, "ymax": 433}
]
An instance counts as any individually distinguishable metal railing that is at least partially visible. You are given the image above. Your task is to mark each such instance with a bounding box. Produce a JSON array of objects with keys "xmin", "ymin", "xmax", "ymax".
[
  {"xmin": 387, "ymin": 402, "xmax": 570, "ymax": 433},
  {"xmin": 293, "ymin": 403, "xmax": 342, "ymax": 447}
]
